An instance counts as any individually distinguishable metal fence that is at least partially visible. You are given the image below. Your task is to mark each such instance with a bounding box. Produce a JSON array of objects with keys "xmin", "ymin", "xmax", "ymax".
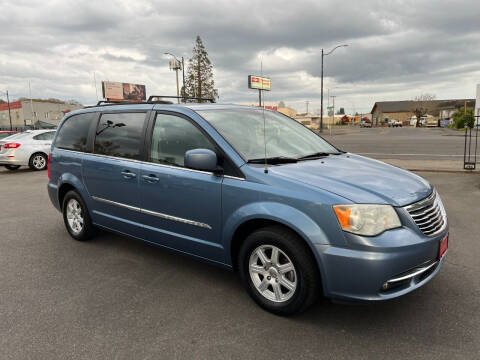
[{"xmin": 464, "ymin": 116, "xmax": 479, "ymax": 170}]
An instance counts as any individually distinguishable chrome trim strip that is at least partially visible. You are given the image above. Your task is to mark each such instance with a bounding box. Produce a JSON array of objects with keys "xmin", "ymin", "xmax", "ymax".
[
  {"xmin": 56, "ymin": 148, "xmax": 246, "ymax": 180},
  {"xmin": 142, "ymin": 208, "xmax": 212, "ymax": 230},
  {"xmin": 223, "ymin": 175, "xmax": 245, "ymax": 181},
  {"xmin": 92, "ymin": 196, "xmax": 141, "ymax": 213},
  {"xmin": 91, "ymin": 196, "xmax": 212, "ymax": 230},
  {"xmin": 387, "ymin": 261, "xmax": 438, "ymax": 283}
]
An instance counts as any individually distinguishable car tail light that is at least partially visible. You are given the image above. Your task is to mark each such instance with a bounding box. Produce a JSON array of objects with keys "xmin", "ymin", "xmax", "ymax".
[
  {"xmin": 47, "ymin": 153, "xmax": 51, "ymax": 179},
  {"xmin": 3, "ymin": 142, "xmax": 21, "ymax": 149}
]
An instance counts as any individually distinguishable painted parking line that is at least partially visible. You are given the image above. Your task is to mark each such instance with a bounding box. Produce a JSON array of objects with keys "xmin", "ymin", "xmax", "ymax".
[{"xmin": 358, "ymin": 153, "xmax": 464, "ymax": 157}]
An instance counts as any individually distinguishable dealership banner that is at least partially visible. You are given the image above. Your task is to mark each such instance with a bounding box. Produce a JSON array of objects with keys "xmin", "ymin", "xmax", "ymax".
[
  {"xmin": 248, "ymin": 75, "xmax": 271, "ymax": 91},
  {"xmin": 102, "ymin": 81, "xmax": 146, "ymax": 101}
]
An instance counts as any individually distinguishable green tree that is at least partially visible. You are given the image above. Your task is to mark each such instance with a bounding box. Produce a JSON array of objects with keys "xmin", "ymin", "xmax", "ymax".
[
  {"xmin": 452, "ymin": 106, "xmax": 474, "ymax": 129},
  {"xmin": 184, "ymin": 36, "xmax": 218, "ymax": 102},
  {"xmin": 278, "ymin": 101, "xmax": 286, "ymax": 108}
]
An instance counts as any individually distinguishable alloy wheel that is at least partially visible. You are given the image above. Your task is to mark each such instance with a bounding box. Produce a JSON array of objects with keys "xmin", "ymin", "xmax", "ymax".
[
  {"xmin": 32, "ymin": 155, "xmax": 46, "ymax": 169},
  {"xmin": 66, "ymin": 199, "xmax": 84, "ymax": 235},
  {"xmin": 249, "ymin": 245, "xmax": 297, "ymax": 303}
]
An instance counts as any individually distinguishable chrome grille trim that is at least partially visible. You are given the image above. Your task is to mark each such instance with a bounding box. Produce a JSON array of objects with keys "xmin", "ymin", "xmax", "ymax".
[{"xmin": 404, "ymin": 190, "xmax": 447, "ymax": 237}]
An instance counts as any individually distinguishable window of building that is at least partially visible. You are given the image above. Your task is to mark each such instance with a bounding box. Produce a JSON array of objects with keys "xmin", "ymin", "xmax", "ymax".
[
  {"xmin": 55, "ymin": 112, "xmax": 96, "ymax": 152},
  {"xmin": 94, "ymin": 112, "xmax": 146, "ymax": 160},
  {"xmin": 150, "ymin": 113, "xmax": 216, "ymax": 167}
]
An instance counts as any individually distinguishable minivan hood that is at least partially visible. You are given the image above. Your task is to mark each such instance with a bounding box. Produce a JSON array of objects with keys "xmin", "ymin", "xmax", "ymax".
[{"xmin": 269, "ymin": 154, "xmax": 432, "ymax": 206}]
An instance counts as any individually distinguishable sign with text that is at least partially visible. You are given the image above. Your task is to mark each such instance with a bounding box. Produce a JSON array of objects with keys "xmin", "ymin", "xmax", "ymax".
[
  {"xmin": 102, "ymin": 81, "xmax": 146, "ymax": 102},
  {"xmin": 248, "ymin": 75, "xmax": 271, "ymax": 91}
]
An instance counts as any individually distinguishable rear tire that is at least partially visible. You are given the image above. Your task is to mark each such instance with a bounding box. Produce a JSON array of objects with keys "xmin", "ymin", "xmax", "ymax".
[
  {"xmin": 5, "ymin": 165, "xmax": 20, "ymax": 170},
  {"xmin": 29, "ymin": 153, "xmax": 47, "ymax": 171},
  {"xmin": 62, "ymin": 190, "xmax": 96, "ymax": 241},
  {"xmin": 238, "ymin": 226, "xmax": 321, "ymax": 315}
]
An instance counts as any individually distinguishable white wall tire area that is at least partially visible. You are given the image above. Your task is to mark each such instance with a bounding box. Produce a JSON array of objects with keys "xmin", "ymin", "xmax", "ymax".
[
  {"xmin": 29, "ymin": 153, "xmax": 48, "ymax": 171},
  {"xmin": 238, "ymin": 226, "xmax": 321, "ymax": 315},
  {"xmin": 62, "ymin": 190, "xmax": 96, "ymax": 241}
]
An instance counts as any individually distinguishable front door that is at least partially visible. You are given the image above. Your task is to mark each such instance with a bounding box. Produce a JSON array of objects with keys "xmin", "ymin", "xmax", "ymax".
[
  {"xmin": 140, "ymin": 112, "xmax": 224, "ymax": 263},
  {"xmin": 83, "ymin": 111, "xmax": 148, "ymax": 239}
]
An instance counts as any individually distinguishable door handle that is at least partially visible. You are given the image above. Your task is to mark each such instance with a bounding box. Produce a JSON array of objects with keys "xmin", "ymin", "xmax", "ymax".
[
  {"xmin": 121, "ymin": 170, "xmax": 137, "ymax": 179},
  {"xmin": 142, "ymin": 174, "xmax": 159, "ymax": 183}
]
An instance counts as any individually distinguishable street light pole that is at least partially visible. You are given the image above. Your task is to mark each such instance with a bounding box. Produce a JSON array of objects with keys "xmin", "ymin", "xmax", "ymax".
[{"xmin": 320, "ymin": 44, "xmax": 348, "ymax": 133}]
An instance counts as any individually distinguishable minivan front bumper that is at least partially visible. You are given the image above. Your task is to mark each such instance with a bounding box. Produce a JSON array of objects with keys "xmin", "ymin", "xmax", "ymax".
[{"xmin": 314, "ymin": 226, "xmax": 448, "ymax": 301}]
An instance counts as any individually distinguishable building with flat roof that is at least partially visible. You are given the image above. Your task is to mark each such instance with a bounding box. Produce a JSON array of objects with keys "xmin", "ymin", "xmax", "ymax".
[
  {"xmin": 0, "ymin": 99, "xmax": 82, "ymax": 129},
  {"xmin": 371, "ymin": 99, "xmax": 475, "ymax": 126}
]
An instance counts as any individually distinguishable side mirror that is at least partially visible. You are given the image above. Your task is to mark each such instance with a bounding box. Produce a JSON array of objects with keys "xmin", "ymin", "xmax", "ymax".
[{"xmin": 184, "ymin": 149, "xmax": 219, "ymax": 172}]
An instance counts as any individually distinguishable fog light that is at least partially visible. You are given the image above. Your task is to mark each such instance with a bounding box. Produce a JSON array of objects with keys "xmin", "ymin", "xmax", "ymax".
[{"xmin": 381, "ymin": 282, "xmax": 390, "ymax": 290}]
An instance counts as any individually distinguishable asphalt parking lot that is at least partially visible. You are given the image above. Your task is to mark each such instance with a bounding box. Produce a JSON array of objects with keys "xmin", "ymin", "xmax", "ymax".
[
  {"xmin": 1, "ymin": 159, "xmax": 480, "ymax": 358},
  {"xmin": 322, "ymin": 126, "xmax": 467, "ymax": 161}
]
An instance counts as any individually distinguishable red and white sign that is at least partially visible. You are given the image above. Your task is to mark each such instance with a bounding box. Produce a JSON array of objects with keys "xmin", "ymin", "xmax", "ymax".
[
  {"xmin": 0, "ymin": 101, "xmax": 22, "ymax": 111},
  {"xmin": 248, "ymin": 75, "xmax": 271, "ymax": 91}
]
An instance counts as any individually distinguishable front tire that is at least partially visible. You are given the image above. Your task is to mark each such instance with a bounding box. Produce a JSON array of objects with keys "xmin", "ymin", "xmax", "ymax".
[
  {"xmin": 29, "ymin": 153, "xmax": 47, "ymax": 171},
  {"xmin": 238, "ymin": 226, "xmax": 321, "ymax": 315},
  {"xmin": 5, "ymin": 165, "xmax": 20, "ymax": 170},
  {"xmin": 62, "ymin": 190, "xmax": 96, "ymax": 241}
]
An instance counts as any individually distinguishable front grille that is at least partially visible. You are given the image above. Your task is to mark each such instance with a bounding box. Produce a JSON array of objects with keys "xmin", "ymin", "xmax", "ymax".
[{"xmin": 404, "ymin": 190, "xmax": 447, "ymax": 236}]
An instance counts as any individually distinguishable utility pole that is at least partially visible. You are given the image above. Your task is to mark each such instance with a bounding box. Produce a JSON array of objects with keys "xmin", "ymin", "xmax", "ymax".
[
  {"xmin": 182, "ymin": 56, "xmax": 185, "ymax": 101},
  {"xmin": 305, "ymin": 100, "xmax": 310, "ymax": 114},
  {"xmin": 330, "ymin": 95, "xmax": 336, "ymax": 136},
  {"xmin": 320, "ymin": 48, "xmax": 324, "ymax": 132},
  {"xmin": 165, "ymin": 53, "xmax": 183, "ymax": 103},
  {"xmin": 6, "ymin": 90, "xmax": 12, "ymax": 130}
]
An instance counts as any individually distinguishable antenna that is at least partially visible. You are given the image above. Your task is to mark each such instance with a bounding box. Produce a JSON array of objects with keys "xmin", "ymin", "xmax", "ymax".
[{"xmin": 261, "ymin": 60, "xmax": 268, "ymax": 174}]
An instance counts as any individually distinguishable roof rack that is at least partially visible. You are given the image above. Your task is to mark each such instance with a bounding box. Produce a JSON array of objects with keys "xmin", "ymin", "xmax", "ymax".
[
  {"xmin": 90, "ymin": 95, "xmax": 215, "ymax": 108},
  {"xmin": 147, "ymin": 95, "xmax": 215, "ymax": 103}
]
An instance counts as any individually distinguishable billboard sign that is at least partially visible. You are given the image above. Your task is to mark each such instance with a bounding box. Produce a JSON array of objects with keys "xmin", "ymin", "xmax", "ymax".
[
  {"xmin": 248, "ymin": 75, "xmax": 271, "ymax": 91},
  {"xmin": 102, "ymin": 81, "xmax": 146, "ymax": 101}
]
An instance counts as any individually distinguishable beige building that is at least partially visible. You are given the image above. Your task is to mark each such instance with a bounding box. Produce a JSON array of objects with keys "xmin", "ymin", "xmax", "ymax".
[
  {"xmin": 0, "ymin": 99, "xmax": 82, "ymax": 129},
  {"xmin": 371, "ymin": 99, "xmax": 475, "ymax": 127}
]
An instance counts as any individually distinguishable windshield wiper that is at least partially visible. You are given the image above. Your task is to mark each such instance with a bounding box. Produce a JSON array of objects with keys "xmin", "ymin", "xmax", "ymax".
[
  {"xmin": 248, "ymin": 156, "xmax": 298, "ymax": 165},
  {"xmin": 297, "ymin": 152, "xmax": 335, "ymax": 160}
]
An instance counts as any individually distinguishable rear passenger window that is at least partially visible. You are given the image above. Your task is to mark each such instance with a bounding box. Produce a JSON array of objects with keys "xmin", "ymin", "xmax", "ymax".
[
  {"xmin": 94, "ymin": 112, "xmax": 146, "ymax": 160},
  {"xmin": 34, "ymin": 132, "xmax": 55, "ymax": 140},
  {"xmin": 55, "ymin": 113, "xmax": 96, "ymax": 152},
  {"xmin": 150, "ymin": 113, "xmax": 215, "ymax": 167}
]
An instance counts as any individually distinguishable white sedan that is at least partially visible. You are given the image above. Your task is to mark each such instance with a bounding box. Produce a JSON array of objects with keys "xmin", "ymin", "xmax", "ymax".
[{"xmin": 0, "ymin": 130, "xmax": 56, "ymax": 171}]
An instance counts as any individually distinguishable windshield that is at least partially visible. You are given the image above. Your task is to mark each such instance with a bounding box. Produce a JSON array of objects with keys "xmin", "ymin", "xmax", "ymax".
[{"xmin": 198, "ymin": 109, "xmax": 338, "ymax": 161}]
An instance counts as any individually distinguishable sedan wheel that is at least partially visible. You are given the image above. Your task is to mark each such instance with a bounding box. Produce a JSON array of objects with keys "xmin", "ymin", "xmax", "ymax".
[{"xmin": 29, "ymin": 153, "xmax": 47, "ymax": 171}]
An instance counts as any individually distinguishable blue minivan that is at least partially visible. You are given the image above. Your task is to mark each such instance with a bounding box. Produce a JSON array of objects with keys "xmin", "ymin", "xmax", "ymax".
[{"xmin": 47, "ymin": 100, "xmax": 448, "ymax": 315}]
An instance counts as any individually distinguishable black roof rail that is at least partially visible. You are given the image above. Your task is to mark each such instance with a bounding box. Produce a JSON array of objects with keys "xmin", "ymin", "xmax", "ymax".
[
  {"xmin": 147, "ymin": 95, "xmax": 215, "ymax": 103},
  {"xmin": 86, "ymin": 95, "xmax": 215, "ymax": 108}
]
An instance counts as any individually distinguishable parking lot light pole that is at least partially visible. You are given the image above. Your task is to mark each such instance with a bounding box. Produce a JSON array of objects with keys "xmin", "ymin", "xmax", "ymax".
[{"xmin": 320, "ymin": 44, "xmax": 348, "ymax": 132}]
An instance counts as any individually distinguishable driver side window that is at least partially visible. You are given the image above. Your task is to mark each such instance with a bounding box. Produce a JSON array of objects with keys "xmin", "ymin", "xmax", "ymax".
[{"xmin": 150, "ymin": 113, "xmax": 215, "ymax": 167}]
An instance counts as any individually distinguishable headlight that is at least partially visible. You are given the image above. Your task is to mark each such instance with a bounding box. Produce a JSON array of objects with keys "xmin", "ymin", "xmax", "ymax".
[{"xmin": 333, "ymin": 204, "xmax": 401, "ymax": 236}]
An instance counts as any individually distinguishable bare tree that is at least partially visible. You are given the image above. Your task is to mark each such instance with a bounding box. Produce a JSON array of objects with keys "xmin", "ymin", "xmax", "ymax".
[{"xmin": 412, "ymin": 93, "xmax": 436, "ymax": 127}]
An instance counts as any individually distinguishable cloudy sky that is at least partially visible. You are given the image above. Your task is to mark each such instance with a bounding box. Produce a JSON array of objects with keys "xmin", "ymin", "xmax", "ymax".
[{"xmin": 1, "ymin": 0, "xmax": 479, "ymax": 114}]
